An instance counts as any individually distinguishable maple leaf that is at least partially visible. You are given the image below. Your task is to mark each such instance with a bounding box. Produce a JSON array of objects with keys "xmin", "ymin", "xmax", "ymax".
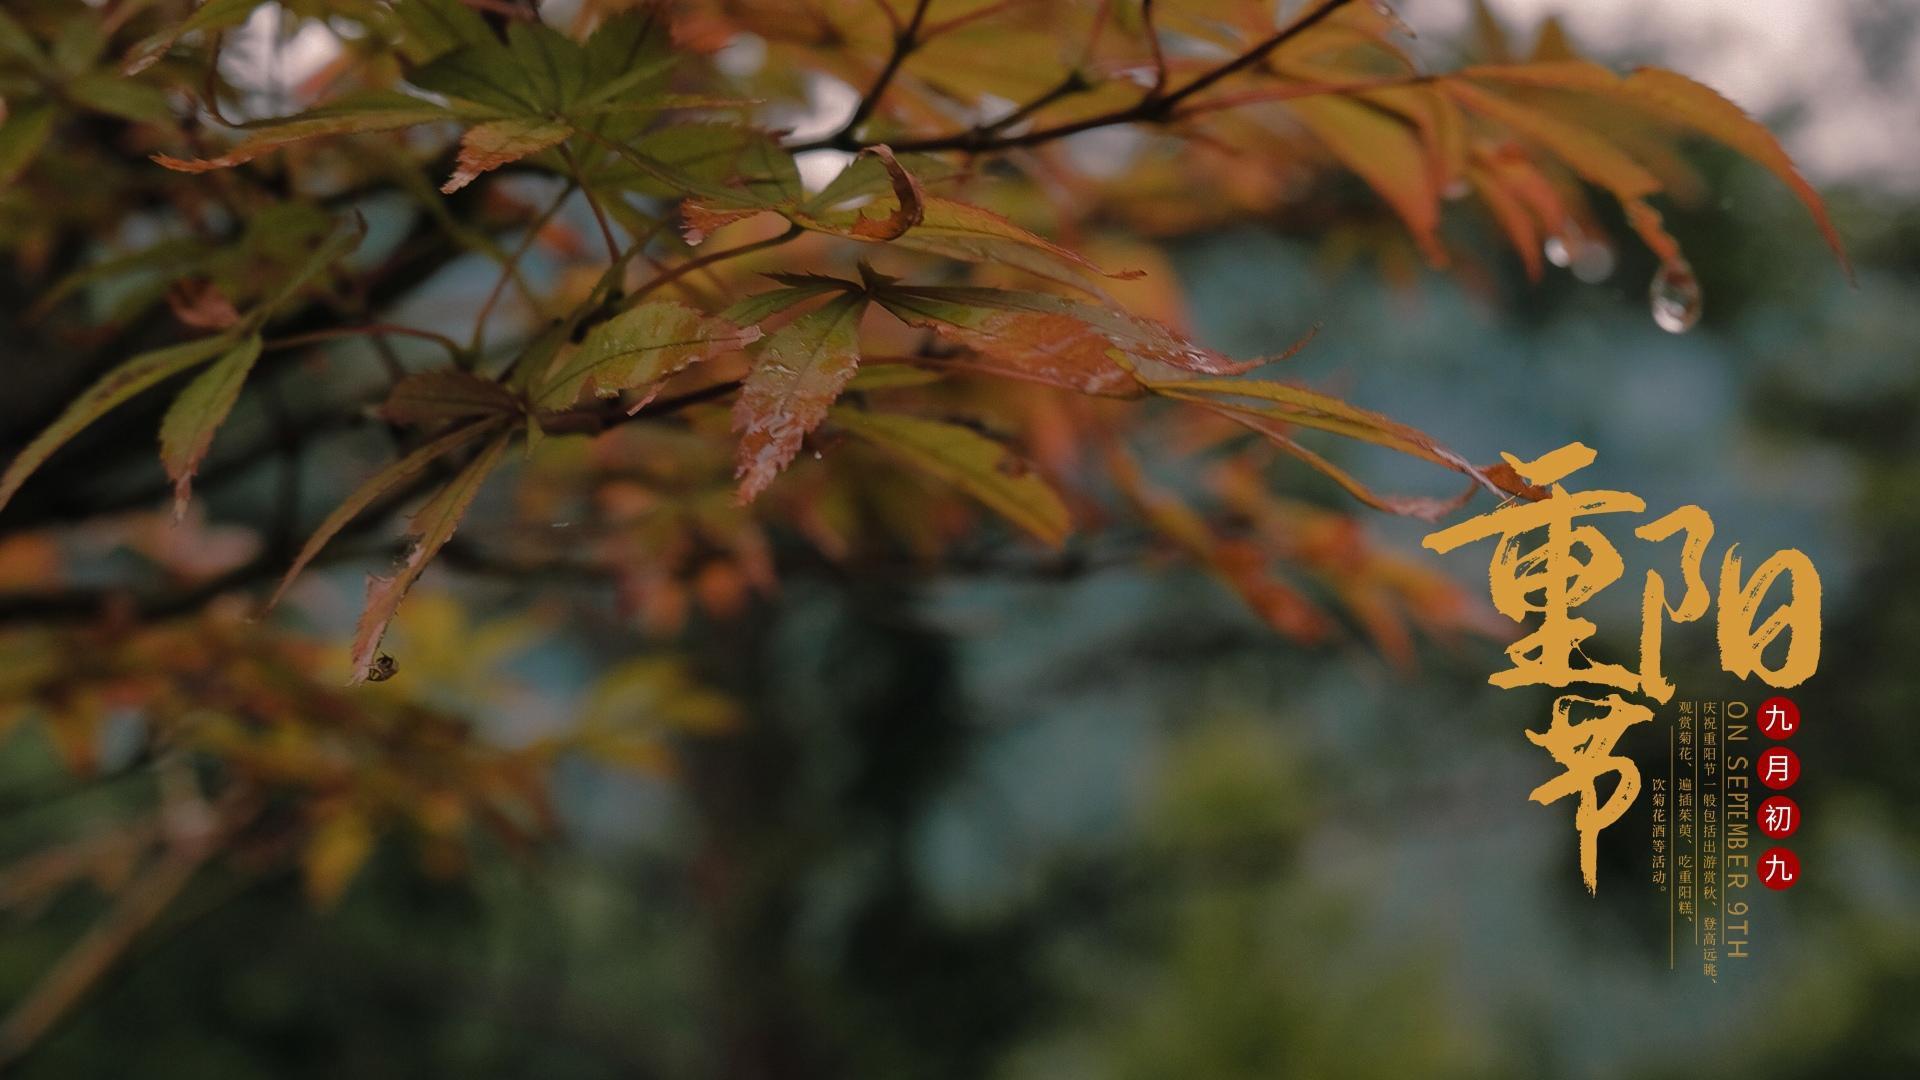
[
  {"xmin": 380, "ymin": 370, "xmax": 524, "ymax": 428},
  {"xmin": 349, "ymin": 427, "xmax": 513, "ymax": 684},
  {"xmin": 157, "ymin": 334, "xmax": 264, "ymax": 521},
  {"xmin": 733, "ymin": 291, "xmax": 869, "ymax": 503},
  {"xmin": 268, "ymin": 421, "xmax": 501, "ymax": 611},
  {"xmin": 534, "ymin": 301, "xmax": 762, "ymax": 411},
  {"xmin": 831, "ymin": 408, "xmax": 1070, "ymax": 548},
  {"xmin": 872, "ymin": 284, "xmax": 1261, "ymax": 395},
  {"xmin": 0, "ymin": 335, "xmax": 224, "ymax": 510}
]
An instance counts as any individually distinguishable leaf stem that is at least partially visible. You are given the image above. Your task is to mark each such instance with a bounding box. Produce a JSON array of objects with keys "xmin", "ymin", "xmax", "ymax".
[
  {"xmin": 266, "ymin": 323, "xmax": 466, "ymax": 362},
  {"xmin": 619, "ymin": 223, "xmax": 803, "ymax": 311}
]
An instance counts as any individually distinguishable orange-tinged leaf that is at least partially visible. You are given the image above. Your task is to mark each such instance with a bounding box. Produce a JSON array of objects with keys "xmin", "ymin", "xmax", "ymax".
[
  {"xmin": 380, "ymin": 370, "xmax": 521, "ymax": 427},
  {"xmin": 158, "ymin": 333, "xmax": 264, "ymax": 521},
  {"xmin": 440, "ymin": 117, "xmax": 572, "ymax": 194},
  {"xmin": 831, "ymin": 408, "xmax": 1070, "ymax": 548},
  {"xmin": 895, "ymin": 196, "xmax": 1141, "ymax": 285},
  {"xmin": 1445, "ymin": 80, "xmax": 1661, "ymax": 199},
  {"xmin": 349, "ymin": 428, "xmax": 513, "ymax": 683},
  {"xmin": 814, "ymin": 145, "xmax": 924, "ymax": 241},
  {"xmin": 535, "ymin": 301, "xmax": 761, "ymax": 410},
  {"xmin": 1462, "ymin": 61, "xmax": 1850, "ymax": 274},
  {"xmin": 1287, "ymin": 95, "xmax": 1446, "ymax": 265},
  {"xmin": 267, "ymin": 420, "xmax": 497, "ymax": 610},
  {"xmin": 1211, "ymin": 408, "xmax": 1480, "ymax": 521},
  {"xmin": 1453, "ymin": 82, "xmax": 1688, "ymax": 264},
  {"xmin": 1469, "ymin": 162, "xmax": 1542, "ymax": 279},
  {"xmin": 1141, "ymin": 373, "xmax": 1497, "ymax": 493},
  {"xmin": 165, "ymin": 278, "xmax": 241, "ymax": 330},
  {"xmin": 122, "ymin": 0, "xmax": 264, "ymax": 74},
  {"xmin": 1108, "ymin": 446, "xmax": 1328, "ymax": 641},
  {"xmin": 0, "ymin": 334, "xmax": 237, "ymax": 513},
  {"xmin": 875, "ymin": 285, "xmax": 1256, "ymax": 396},
  {"xmin": 733, "ymin": 292, "xmax": 867, "ymax": 502}
]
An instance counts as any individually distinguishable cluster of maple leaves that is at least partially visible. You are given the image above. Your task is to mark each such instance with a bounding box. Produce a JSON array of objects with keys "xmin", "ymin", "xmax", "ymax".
[{"xmin": 0, "ymin": 0, "xmax": 1845, "ymax": 1043}]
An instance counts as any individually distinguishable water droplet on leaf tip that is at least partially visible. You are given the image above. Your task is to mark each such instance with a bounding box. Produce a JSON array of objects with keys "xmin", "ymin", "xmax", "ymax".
[
  {"xmin": 1571, "ymin": 241, "xmax": 1615, "ymax": 284},
  {"xmin": 1650, "ymin": 261, "xmax": 1702, "ymax": 334},
  {"xmin": 365, "ymin": 653, "xmax": 399, "ymax": 682},
  {"xmin": 1543, "ymin": 235, "xmax": 1572, "ymax": 268}
]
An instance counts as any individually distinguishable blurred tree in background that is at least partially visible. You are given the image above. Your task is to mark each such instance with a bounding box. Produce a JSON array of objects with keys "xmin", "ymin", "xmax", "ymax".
[{"xmin": 0, "ymin": 1, "xmax": 1901, "ymax": 1077}]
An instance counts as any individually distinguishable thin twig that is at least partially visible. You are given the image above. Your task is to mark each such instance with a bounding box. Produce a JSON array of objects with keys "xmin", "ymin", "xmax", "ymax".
[
  {"xmin": 788, "ymin": 0, "xmax": 1358, "ymax": 154},
  {"xmin": 620, "ymin": 223, "xmax": 803, "ymax": 311},
  {"xmin": 471, "ymin": 183, "xmax": 577, "ymax": 355},
  {"xmin": 823, "ymin": 0, "xmax": 934, "ymax": 150},
  {"xmin": 266, "ymin": 323, "xmax": 465, "ymax": 362},
  {"xmin": 561, "ymin": 145, "xmax": 623, "ymax": 263},
  {"xmin": 1142, "ymin": 0, "xmax": 1168, "ymax": 96}
]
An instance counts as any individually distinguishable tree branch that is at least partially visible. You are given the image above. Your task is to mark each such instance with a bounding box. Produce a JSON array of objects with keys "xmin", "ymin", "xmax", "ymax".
[
  {"xmin": 822, "ymin": 0, "xmax": 935, "ymax": 151},
  {"xmin": 789, "ymin": 0, "xmax": 1358, "ymax": 154}
]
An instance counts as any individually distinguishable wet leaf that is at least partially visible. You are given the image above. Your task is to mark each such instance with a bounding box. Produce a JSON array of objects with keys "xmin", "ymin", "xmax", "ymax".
[
  {"xmin": 535, "ymin": 301, "xmax": 761, "ymax": 410},
  {"xmin": 268, "ymin": 421, "xmax": 499, "ymax": 610},
  {"xmin": 152, "ymin": 92, "xmax": 453, "ymax": 173},
  {"xmin": 123, "ymin": 0, "xmax": 266, "ymax": 74},
  {"xmin": 0, "ymin": 334, "xmax": 240, "ymax": 513},
  {"xmin": 158, "ymin": 333, "xmax": 265, "ymax": 520},
  {"xmin": 379, "ymin": 370, "xmax": 522, "ymax": 427},
  {"xmin": 733, "ymin": 292, "xmax": 868, "ymax": 502},
  {"xmin": 349, "ymin": 428, "xmax": 514, "ymax": 683},
  {"xmin": 1462, "ymin": 61, "xmax": 1851, "ymax": 274},
  {"xmin": 873, "ymin": 285, "xmax": 1258, "ymax": 395},
  {"xmin": 441, "ymin": 117, "xmax": 572, "ymax": 194},
  {"xmin": 831, "ymin": 408, "xmax": 1069, "ymax": 547}
]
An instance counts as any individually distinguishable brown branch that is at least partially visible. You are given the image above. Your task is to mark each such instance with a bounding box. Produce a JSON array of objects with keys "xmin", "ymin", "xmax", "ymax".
[
  {"xmin": 472, "ymin": 183, "xmax": 578, "ymax": 355},
  {"xmin": 537, "ymin": 377, "xmax": 747, "ymax": 436},
  {"xmin": 265, "ymin": 322, "xmax": 466, "ymax": 362},
  {"xmin": 561, "ymin": 146, "xmax": 623, "ymax": 264},
  {"xmin": 789, "ymin": 0, "xmax": 1358, "ymax": 154},
  {"xmin": 821, "ymin": 0, "xmax": 936, "ymax": 151},
  {"xmin": 1142, "ymin": 0, "xmax": 1168, "ymax": 97},
  {"xmin": 620, "ymin": 223, "xmax": 803, "ymax": 310}
]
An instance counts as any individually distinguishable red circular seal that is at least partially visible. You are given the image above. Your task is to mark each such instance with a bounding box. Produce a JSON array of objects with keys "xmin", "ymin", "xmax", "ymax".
[
  {"xmin": 1757, "ymin": 746, "xmax": 1800, "ymax": 790},
  {"xmin": 1758, "ymin": 846, "xmax": 1801, "ymax": 890},
  {"xmin": 1758, "ymin": 795, "xmax": 1801, "ymax": 839},
  {"xmin": 1758, "ymin": 696, "xmax": 1800, "ymax": 740}
]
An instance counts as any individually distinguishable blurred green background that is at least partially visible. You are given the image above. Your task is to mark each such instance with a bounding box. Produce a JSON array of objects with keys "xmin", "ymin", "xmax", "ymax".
[{"xmin": 4, "ymin": 2, "xmax": 1918, "ymax": 1077}]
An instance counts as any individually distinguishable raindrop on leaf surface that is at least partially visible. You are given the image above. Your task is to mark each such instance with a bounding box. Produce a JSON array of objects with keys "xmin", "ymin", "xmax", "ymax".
[
  {"xmin": 1544, "ymin": 235, "xmax": 1573, "ymax": 268},
  {"xmin": 365, "ymin": 653, "xmax": 398, "ymax": 682},
  {"xmin": 1650, "ymin": 260, "xmax": 1703, "ymax": 334}
]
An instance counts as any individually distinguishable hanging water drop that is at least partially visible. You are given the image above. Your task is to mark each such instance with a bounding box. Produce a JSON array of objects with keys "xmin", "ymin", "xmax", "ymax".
[
  {"xmin": 1570, "ymin": 238, "xmax": 1615, "ymax": 283},
  {"xmin": 1369, "ymin": 1, "xmax": 1416, "ymax": 38},
  {"xmin": 1650, "ymin": 260, "xmax": 1702, "ymax": 334}
]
